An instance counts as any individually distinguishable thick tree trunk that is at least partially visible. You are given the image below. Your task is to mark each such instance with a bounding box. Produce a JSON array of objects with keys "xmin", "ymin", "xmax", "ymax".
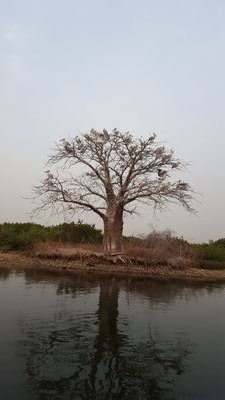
[{"xmin": 103, "ymin": 205, "xmax": 123, "ymax": 254}]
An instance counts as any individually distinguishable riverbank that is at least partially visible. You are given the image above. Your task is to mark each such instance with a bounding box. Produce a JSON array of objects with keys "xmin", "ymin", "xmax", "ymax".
[{"xmin": 1, "ymin": 251, "xmax": 225, "ymax": 282}]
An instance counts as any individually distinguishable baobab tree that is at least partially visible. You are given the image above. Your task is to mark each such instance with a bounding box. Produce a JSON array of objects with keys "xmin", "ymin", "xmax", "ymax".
[{"xmin": 34, "ymin": 129, "xmax": 194, "ymax": 254}]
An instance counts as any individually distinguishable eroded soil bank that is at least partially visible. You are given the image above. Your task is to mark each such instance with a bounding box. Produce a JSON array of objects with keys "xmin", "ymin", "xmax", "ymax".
[{"xmin": 1, "ymin": 251, "xmax": 225, "ymax": 282}]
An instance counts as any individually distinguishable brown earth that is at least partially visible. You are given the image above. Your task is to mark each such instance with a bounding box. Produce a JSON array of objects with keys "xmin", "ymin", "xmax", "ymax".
[{"xmin": 1, "ymin": 250, "xmax": 225, "ymax": 282}]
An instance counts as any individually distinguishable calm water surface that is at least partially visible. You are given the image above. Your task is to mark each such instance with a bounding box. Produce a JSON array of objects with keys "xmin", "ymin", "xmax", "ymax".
[{"xmin": 0, "ymin": 267, "xmax": 225, "ymax": 400}]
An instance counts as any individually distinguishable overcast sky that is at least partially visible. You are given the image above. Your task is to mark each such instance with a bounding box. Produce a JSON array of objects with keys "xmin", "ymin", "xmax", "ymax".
[{"xmin": 0, "ymin": 0, "xmax": 225, "ymax": 242}]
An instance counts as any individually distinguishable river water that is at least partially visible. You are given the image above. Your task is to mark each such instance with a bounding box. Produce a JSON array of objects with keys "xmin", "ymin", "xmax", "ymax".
[{"xmin": 0, "ymin": 267, "xmax": 224, "ymax": 400}]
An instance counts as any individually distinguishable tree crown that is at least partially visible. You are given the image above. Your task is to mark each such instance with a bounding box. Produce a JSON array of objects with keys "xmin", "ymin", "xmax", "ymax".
[{"xmin": 34, "ymin": 129, "xmax": 194, "ymax": 219}]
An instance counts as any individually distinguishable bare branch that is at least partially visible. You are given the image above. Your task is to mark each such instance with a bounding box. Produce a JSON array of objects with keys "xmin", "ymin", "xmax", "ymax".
[{"xmin": 33, "ymin": 129, "xmax": 195, "ymax": 253}]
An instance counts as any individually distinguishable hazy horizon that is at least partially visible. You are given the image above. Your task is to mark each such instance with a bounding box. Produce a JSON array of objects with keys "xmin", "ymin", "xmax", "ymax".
[{"xmin": 1, "ymin": 0, "xmax": 225, "ymax": 243}]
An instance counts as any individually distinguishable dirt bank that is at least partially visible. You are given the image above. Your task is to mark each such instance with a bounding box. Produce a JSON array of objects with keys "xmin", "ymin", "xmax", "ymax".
[{"xmin": 1, "ymin": 251, "xmax": 225, "ymax": 282}]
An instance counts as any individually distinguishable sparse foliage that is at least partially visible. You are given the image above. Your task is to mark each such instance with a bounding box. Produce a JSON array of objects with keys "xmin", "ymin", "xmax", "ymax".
[{"xmin": 34, "ymin": 129, "xmax": 194, "ymax": 253}]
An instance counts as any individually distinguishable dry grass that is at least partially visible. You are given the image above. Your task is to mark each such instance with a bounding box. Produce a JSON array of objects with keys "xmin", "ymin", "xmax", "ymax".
[
  {"xmin": 32, "ymin": 231, "xmax": 196, "ymax": 266},
  {"xmin": 32, "ymin": 240, "xmax": 103, "ymax": 256},
  {"xmin": 124, "ymin": 231, "xmax": 196, "ymax": 264}
]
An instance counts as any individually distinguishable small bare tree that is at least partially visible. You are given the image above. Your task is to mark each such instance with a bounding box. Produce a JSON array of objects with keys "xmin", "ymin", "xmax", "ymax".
[{"xmin": 34, "ymin": 129, "xmax": 194, "ymax": 254}]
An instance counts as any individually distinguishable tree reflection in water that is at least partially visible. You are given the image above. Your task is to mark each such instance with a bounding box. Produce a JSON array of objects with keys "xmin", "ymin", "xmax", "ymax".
[
  {"xmin": 0, "ymin": 267, "xmax": 12, "ymax": 281},
  {"xmin": 19, "ymin": 273, "xmax": 194, "ymax": 400}
]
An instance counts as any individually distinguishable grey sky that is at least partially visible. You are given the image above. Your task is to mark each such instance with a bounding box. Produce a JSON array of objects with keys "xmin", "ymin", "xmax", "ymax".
[{"xmin": 0, "ymin": 0, "xmax": 224, "ymax": 242}]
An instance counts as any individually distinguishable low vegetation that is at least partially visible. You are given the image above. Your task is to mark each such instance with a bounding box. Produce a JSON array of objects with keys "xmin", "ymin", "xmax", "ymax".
[
  {"xmin": 124, "ymin": 231, "xmax": 193, "ymax": 260},
  {"xmin": 0, "ymin": 222, "xmax": 102, "ymax": 251},
  {"xmin": 0, "ymin": 222, "xmax": 225, "ymax": 269},
  {"xmin": 192, "ymin": 239, "xmax": 225, "ymax": 269}
]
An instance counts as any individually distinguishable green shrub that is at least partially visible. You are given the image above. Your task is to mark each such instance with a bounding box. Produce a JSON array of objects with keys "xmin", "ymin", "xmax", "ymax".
[
  {"xmin": 0, "ymin": 222, "xmax": 102, "ymax": 251},
  {"xmin": 192, "ymin": 243, "xmax": 225, "ymax": 262}
]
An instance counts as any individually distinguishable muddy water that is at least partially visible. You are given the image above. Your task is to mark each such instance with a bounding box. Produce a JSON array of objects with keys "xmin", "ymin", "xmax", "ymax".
[{"xmin": 0, "ymin": 267, "xmax": 224, "ymax": 399}]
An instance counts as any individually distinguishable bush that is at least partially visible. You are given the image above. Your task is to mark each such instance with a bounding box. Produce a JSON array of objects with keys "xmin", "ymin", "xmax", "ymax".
[
  {"xmin": 51, "ymin": 222, "xmax": 102, "ymax": 244},
  {"xmin": 124, "ymin": 230, "xmax": 195, "ymax": 262},
  {"xmin": 193, "ymin": 243, "xmax": 225, "ymax": 262},
  {"xmin": 0, "ymin": 222, "xmax": 102, "ymax": 251}
]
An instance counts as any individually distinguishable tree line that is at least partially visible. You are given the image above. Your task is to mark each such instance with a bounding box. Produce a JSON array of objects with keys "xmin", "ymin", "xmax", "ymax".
[{"xmin": 0, "ymin": 222, "xmax": 102, "ymax": 251}]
